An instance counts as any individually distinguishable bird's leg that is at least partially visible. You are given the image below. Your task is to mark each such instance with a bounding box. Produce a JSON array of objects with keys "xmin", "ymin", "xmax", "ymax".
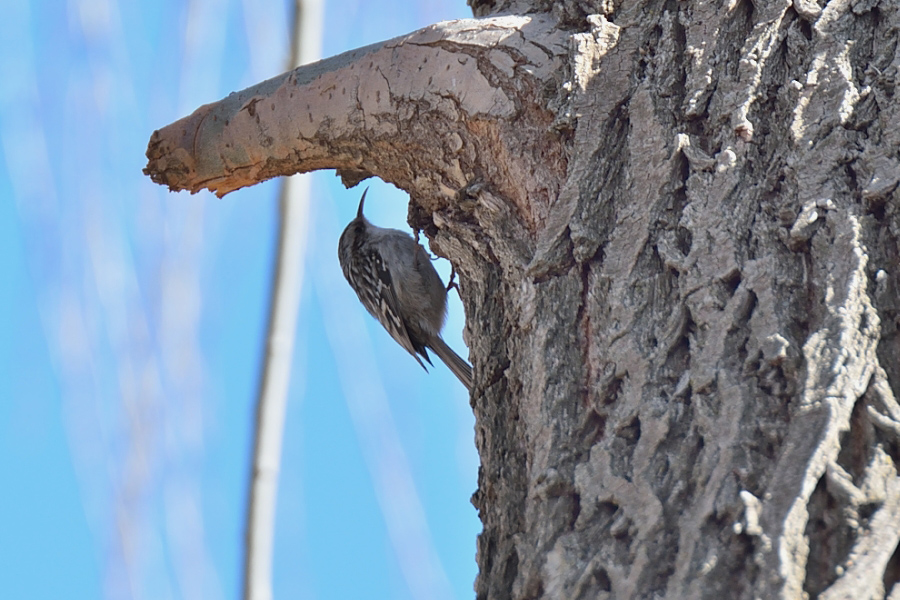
[{"xmin": 446, "ymin": 265, "xmax": 459, "ymax": 294}]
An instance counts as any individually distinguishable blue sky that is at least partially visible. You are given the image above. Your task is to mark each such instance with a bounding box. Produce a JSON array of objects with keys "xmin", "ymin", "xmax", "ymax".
[{"xmin": 0, "ymin": 1, "xmax": 478, "ymax": 599}]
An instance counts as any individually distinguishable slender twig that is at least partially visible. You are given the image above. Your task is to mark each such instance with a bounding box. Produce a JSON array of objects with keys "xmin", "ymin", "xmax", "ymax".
[{"xmin": 243, "ymin": 2, "xmax": 322, "ymax": 599}]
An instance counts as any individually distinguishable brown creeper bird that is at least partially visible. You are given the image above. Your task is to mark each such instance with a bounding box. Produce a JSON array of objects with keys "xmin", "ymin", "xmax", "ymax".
[{"xmin": 338, "ymin": 189, "xmax": 473, "ymax": 391}]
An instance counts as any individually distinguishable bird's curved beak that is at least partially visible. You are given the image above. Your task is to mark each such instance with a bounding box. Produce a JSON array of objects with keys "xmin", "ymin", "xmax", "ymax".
[{"xmin": 357, "ymin": 187, "xmax": 369, "ymax": 219}]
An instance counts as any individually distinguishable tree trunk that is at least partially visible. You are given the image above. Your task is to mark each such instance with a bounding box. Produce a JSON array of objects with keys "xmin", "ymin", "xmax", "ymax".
[{"xmin": 144, "ymin": 1, "xmax": 900, "ymax": 598}]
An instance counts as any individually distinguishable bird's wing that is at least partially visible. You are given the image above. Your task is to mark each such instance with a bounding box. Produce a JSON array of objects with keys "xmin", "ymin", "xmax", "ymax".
[{"xmin": 355, "ymin": 247, "xmax": 432, "ymax": 369}]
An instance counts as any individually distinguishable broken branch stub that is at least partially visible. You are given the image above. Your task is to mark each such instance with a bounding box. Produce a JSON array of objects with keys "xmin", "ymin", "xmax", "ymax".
[{"xmin": 143, "ymin": 15, "xmax": 567, "ymax": 200}]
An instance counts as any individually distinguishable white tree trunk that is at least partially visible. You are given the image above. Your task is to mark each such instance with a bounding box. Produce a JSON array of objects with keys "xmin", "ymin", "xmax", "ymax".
[{"xmin": 146, "ymin": 1, "xmax": 900, "ymax": 598}]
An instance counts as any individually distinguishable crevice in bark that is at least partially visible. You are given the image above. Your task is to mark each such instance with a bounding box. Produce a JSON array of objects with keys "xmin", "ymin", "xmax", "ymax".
[
  {"xmin": 884, "ymin": 540, "xmax": 900, "ymax": 593},
  {"xmin": 569, "ymin": 106, "xmax": 629, "ymax": 263},
  {"xmin": 644, "ymin": 535, "xmax": 678, "ymax": 598},
  {"xmin": 652, "ymin": 404, "xmax": 700, "ymax": 506},
  {"xmin": 705, "ymin": 520, "xmax": 756, "ymax": 600},
  {"xmin": 610, "ymin": 416, "xmax": 640, "ymax": 482},
  {"xmin": 661, "ymin": 308, "xmax": 691, "ymax": 394},
  {"xmin": 579, "ymin": 409, "xmax": 606, "ymax": 447},
  {"xmin": 599, "ymin": 374, "xmax": 623, "ymax": 408},
  {"xmin": 569, "ymin": 492, "xmax": 582, "ymax": 526},
  {"xmin": 591, "ymin": 567, "xmax": 612, "ymax": 593},
  {"xmin": 722, "ymin": 267, "xmax": 742, "ymax": 298},
  {"xmin": 803, "ymin": 475, "xmax": 851, "ymax": 597},
  {"xmin": 870, "ymin": 202, "xmax": 900, "ymax": 398},
  {"xmin": 718, "ymin": 0, "xmax": 756, "ymax": 80},
  {"xmin": 837, "ymin": 388, "xmax": 877, "ymax": 485},
  {"xmin": 742, "ymin": 393, "xmax": 791, "ymax": 496},
  {"xmin": 502, "ymin": 549, "xmax": 520, "ymax": 599},
  {"xmin": 642, "ymin": 6, "xmax": 689, "ymax": 128}
]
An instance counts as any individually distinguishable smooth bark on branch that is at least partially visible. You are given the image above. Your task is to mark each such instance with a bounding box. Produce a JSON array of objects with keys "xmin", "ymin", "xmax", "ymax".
[
  {"xmin": 146, "ymin": 1, "xmax": 900, "ymax": 599},
  {"xmin": 143, "ymin": 15, "xmax": 566, "ymax": 203}
]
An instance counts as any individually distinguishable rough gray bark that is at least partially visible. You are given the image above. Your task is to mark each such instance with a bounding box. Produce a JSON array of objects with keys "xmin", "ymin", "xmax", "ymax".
[{"xmin": 145, "ymin": 1, "xmax": 900, "ymax": 599}]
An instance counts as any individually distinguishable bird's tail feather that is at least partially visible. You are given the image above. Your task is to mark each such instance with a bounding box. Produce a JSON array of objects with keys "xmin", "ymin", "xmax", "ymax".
[{"xmin": 429, "ymin": 336, "xmax": 473, "ymax": 391}]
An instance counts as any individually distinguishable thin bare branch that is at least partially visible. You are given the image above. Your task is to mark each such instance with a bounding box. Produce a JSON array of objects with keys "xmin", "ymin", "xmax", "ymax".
[{"xmin": 243, "ymin": 2, "xmax": 322, "ymax": 600}]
